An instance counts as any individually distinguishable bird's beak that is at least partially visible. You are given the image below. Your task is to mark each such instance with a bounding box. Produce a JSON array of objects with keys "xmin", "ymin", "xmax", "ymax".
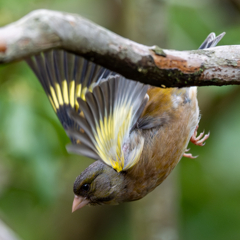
[{"xmin": 72, "ymin": 195, "xmax": 89, "ymax": 212}]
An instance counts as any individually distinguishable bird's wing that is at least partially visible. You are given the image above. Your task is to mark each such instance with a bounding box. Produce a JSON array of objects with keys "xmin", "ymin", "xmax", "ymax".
[
  {"xmin": 66, "ymin": 75, "xmax": 149, "ymax": 172},
  {"xmin": 26, "ymin": 50, "xmax": 111, "ymax": 130},
  {"xmin": 26, "ymin": 50, "xmax": 149, "ymax": 172}
]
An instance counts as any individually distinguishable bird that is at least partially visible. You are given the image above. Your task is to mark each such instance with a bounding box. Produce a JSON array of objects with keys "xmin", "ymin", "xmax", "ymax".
[{"xmin": 25, "ymin": 32, "xmax": 225, "ymax": 212}]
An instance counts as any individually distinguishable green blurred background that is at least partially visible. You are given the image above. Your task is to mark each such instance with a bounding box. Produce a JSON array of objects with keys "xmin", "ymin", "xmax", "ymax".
[{"xmin": 1, "ymin": 0, "xmax": 240, "ymax": 239}]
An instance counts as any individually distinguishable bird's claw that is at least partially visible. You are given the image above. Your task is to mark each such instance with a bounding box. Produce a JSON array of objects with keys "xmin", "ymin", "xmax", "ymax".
[
  {"xmin": 190, "ymin": 126, "xmax": 210, "ymax": 146},
  {"xmin": 183, "ymin": 126, "xmax": 209, "ymax": 159},
  {"xmin": 183, "ymin": 148, "xmax": 198, "ymax": 159}
]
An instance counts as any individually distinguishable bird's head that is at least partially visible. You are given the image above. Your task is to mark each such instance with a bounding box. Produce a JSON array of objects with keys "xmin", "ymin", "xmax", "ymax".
[{"xmin": 72, "ymin": 160, "xmax": 126, "ymax": 212}]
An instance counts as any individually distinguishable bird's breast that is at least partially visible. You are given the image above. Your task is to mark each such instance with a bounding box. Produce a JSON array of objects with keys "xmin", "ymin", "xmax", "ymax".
[{"xmin": 123, "ymin": 87, "xmax": 199, "ymax": 201}]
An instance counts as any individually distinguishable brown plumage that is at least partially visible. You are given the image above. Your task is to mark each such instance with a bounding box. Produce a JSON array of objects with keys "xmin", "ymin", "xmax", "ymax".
[
  {"xmin": 124, "ymin": 87, "xmax": 199, "ymax": 200},
  {"xmin": 25, "ymin": 32, "xmax": 224, "ymax": 211}
]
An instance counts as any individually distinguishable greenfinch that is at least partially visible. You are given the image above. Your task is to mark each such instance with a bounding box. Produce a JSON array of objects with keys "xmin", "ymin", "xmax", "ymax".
[{"xmin": 25, "ymin": 32, "xmax": 224, "ymax": 212}]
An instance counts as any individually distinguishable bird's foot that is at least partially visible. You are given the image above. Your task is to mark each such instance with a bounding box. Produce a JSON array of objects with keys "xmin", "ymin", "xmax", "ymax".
[
  {"xmin": 190, "ymin": 126, "xmax": 210, "ymax": 146},
  {"xmin": 183, "ymin": 148, "xmax": 198, "ymax": 159},
  {"xmin": 183, "ymin": 126, "xmax": 209, "ymax": 159}
]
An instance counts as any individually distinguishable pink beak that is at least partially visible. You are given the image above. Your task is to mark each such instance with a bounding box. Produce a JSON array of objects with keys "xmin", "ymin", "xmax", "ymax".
[{"xmin": 72, "ymin": 195, "xmax": 89, "ymax": 212}]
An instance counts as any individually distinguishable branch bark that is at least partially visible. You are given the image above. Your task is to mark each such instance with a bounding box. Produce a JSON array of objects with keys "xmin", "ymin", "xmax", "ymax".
[{"xmin": 0, "ymin": 9, "xmax": 240, "ymax": 87}]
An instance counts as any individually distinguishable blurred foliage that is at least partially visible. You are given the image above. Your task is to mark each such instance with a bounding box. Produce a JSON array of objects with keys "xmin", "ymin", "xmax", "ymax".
[{"xmin": 1, "ymin": 0, "xmax": 240, "ymax": 240}]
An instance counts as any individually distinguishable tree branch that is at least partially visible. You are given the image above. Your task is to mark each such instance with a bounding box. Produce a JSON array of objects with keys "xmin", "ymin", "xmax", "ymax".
[{"xmin": 0, "ymin": 9, "xmax": 239, "ymax": 87}]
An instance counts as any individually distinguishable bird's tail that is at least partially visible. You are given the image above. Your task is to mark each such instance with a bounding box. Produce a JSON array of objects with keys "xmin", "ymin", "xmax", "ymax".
[
  {"xmin": 25, "ymin": 50, "xmax": 111, "ymax": 131},
  {"xmin": 198, "ymin": 32, "xmax": 225, "ymax": 49},
  {"xmin": 188, "ymin": 32, "xmax": 225, "ymax": 98}
]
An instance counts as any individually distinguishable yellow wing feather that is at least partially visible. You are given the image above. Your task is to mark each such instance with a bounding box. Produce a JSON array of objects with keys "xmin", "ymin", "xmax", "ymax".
[
  {"xmin": 26, "ymin": 50, "xmax": 147, "ymax": 171},
  {"xmin": 94, "ymin": 105, "xmax": 136, "ymax": 172}
]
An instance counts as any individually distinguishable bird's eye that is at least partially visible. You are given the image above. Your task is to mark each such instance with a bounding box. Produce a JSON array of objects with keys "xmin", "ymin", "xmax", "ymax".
[{"xmin": 81, "ymin": 183, "xmax": 90, "ymax": 192}]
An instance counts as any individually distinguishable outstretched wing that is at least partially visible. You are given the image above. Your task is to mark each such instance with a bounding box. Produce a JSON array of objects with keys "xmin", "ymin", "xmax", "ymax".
[
  {"xmin": 67, "ymin": 75, "xmax": 149, "ymax": 172},
  {"xmin": 26, "ymin": 50, "xmax": 111, "ymax": 130},
  {"xmin": 26, "ymin": 50, "xmax": 149, "ymax": 172}
]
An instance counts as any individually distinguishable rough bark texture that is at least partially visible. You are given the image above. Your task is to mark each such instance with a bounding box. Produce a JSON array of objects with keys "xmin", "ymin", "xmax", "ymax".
[{"xmin": 0, "ymin": 9, "xmax": 240, "ymax": 87}]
